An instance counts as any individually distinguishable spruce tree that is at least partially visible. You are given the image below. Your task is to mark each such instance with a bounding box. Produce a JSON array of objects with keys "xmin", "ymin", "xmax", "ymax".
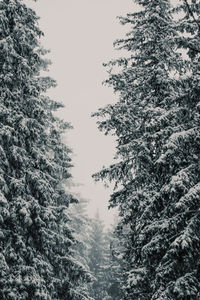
[
  {"xmin": 93, "ymin": 0, "xmax": 200, "ymax": 299},
  {"xmin": 87, "ymin": 213, "xmax": 108, "ymax": 300},
  {"xmin": 69, "ymin": 196, "xmax": 95, "ymax": 300},
  {"xmin": 69, "ymin": 196, "xmax": 92, "ymax": 267},
  {"xmin": 0, "ymin": 0, "xmax": 90, "ymax": 299},
  {"xmin": 102, "ymin": 225, "xmax": 124, "ymax": 300}
]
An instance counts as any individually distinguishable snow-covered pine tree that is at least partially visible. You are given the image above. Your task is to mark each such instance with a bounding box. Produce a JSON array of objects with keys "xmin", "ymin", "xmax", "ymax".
[
  {"xmin": 87, "ymin": 212, "xmax": 109, "ymax": 300},
  {"xmin": 0, "ymin": 0, "xmax": 91, "ymax": 299},
  {"xmin": 68, "ymin": 196, "xmax": 95, "ymax": 300},
  {"xmin": 69, "ymin": 200, "xmax": 122, "ymax": 300},
  {"xmin": 69, "ymin": 196, "xmax": 92, "ymax": 269},
  {"xmin": 93, "ymin": 0, "xmax": 200, "ymax": 299},
  {"xmin": 102, "ymin": 223, "xmax": 124, "ymax": 300},
  {"xmin": 149, "ymin": 1, "xmax": 200, "ymax": 299}
]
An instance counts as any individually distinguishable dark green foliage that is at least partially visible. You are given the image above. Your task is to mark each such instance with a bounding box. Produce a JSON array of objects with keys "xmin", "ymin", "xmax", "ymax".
[
  {"xmin": 0, "ymin": 0, "xmax": 91, "ymax": 299},
  {"xmin": 93, "ymin": 0, "xmax": 200, "ymax": 299}
]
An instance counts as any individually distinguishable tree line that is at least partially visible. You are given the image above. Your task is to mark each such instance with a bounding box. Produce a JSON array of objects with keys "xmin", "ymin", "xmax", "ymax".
[{"xmin": 0, "ymin": 0, "xmax": 199, "ymax": 299}]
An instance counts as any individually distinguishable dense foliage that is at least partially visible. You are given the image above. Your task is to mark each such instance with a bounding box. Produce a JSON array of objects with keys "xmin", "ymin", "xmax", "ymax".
[
  {"xmin": 0, "ymin": 0, "xmax": 91, "ymax": 299},
  {"xmin": 93, "ymin": 0, "xmax": 200, "ymax": 299},
  {"xmin": 1, "ymin": 0, "xmax": 199, "ymax": 299}
]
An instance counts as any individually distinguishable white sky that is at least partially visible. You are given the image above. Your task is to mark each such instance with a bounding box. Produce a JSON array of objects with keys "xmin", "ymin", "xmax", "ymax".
[{"xmin": 26, "ymin": 0, "xmax": 138, "ymax": 226}]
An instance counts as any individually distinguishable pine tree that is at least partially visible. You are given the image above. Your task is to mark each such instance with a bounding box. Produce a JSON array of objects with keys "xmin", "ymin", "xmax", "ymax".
[
  {"xmin": 69, "ymin": 196, "xmax": 92, "ymax": 267},
  {"xmin": 87, "ymin": 212, "xmax": 108, "ymax": 300},
  {"xmin": 102, "ymin": 224, "xmax": 124, "ymax": 300},
  {"xmin": 69, "ymin": 196, "xmax": 95, "ymax": 300},
  {"xmin": 0, "ymin": 0, "xmax": 91, "ymax": 299},
  {"xmin": 93, "ymin": 0, "xmax": 200, "ymax": 299}
]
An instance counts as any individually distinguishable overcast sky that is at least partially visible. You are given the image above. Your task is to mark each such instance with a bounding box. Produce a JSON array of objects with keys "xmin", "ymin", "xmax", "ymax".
[{"xmin": 26, "ymin": 0, "xmax": 138, "ymax": 226}]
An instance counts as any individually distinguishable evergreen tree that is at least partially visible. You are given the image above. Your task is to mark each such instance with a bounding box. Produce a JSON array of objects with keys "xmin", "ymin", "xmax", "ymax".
[
  {"xmin": 87, "ymin": 212, "xmax": 108, "ymax": 300},
  {"xmin": 93, "ymin": 0, "xmax": 200, "ymax": 299},
  {"xmin": 69, "ymin": 196, "xmax": 95, "ymax": 300},
  {"xmin": 69, "ymin": 196, "xmax": 92, "ymax": 267},
  {"xmin": 102, "ymin": 223, "xmax": 124, "ymax": 300},
  {"xmin": 0, "ymin": 0, "xmax": 91, "ymax": 299}
]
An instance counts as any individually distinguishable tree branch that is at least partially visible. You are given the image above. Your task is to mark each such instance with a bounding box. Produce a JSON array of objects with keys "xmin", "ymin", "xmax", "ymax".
[{"xmin": 183, "ymin": 0, "xmax": 200, "ymax": 32}]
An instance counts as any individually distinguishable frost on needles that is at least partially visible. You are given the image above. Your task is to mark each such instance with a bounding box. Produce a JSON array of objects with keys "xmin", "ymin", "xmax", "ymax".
[
  {"xmin": 0, "ymin": 1, "xmax": 93, "ymax": 299},
  {"xmin": 93, "ymin": 0, "xmax": 200, "ymax": 299}
]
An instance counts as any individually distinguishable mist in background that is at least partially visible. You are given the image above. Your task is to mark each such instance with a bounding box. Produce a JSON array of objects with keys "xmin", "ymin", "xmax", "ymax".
[{"xmin": 25, "ymin": 0, "xmax": 137, "ymax": 226}]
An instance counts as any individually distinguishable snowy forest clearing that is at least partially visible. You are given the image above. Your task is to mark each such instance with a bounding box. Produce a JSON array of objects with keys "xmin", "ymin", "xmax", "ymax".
[{"xmin": 0, "ymin": 0, "xmax": 199, "ymax": 299}]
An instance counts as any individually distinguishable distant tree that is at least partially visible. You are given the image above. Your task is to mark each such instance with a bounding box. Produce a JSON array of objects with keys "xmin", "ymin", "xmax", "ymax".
[
  {"xmin": 103, "ymin": 222, "xmax": 124, "ymax": 300},
  {"xmin": 87, "ymin": 212, "xmax": 123, "ymax": 300},
  {"xmin": 0, "ymin": 0, "xmax": 91, "ymax": 299},
  {"xmin": 69, "ymin": 196, "xmax": 95, "ymax": 299},
  {"xmin": 87, "ymin": 212, "xmax": 107, "ymax": 300},
  {"xmin": 93, "ymin": 0, "xmax": 200, "ymax": 299},
  {"xmin": 88, "ymin": 213, "xmax": 119, "ymax": 300},
  {"xmin": 69, "ymin": 196, "xmax": 92, "ymax": 265}
]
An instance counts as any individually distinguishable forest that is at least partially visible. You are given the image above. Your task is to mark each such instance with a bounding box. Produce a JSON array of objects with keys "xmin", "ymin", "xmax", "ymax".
[{"xmin": 0, "ymin": 0, "xmax": 199, "ymax": 299}]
